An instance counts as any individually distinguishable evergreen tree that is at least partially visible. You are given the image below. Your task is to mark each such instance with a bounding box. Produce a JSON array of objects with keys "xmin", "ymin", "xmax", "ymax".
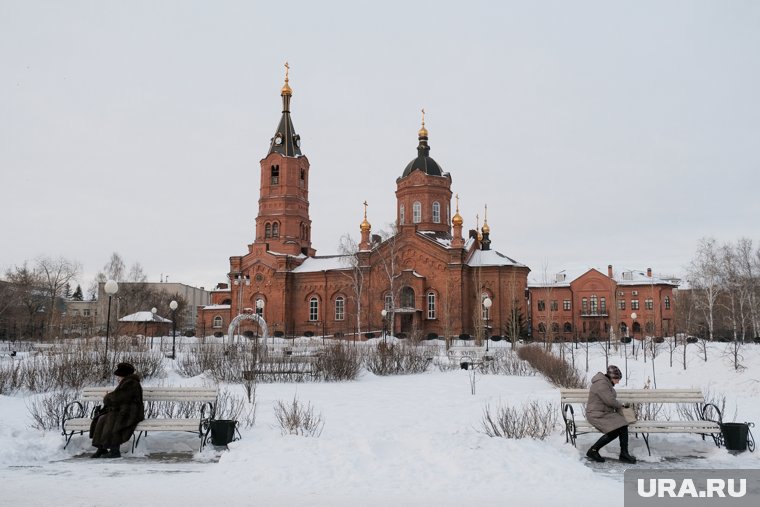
[
  {"xmin": 64, "ymin": 282, "xmax": 72, "ymax": 299},
  {"xmin": 72, "ymin": 284, "xmax": 84, "ymax": 301}
]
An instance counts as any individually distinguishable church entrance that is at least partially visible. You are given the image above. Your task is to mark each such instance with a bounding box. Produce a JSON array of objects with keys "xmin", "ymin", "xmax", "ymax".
[{"xmin": 400, "ymin": 314, "xmax": 414, "ymax": 334}]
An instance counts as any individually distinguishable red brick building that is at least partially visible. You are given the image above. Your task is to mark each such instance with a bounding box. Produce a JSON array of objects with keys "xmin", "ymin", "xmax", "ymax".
[
  {"xmin": 528, "ymin": 266, "xmax": 677, "ymax": 341},
  {"xmin": 197, "ymin": 70, "xmax": 530, "ymax": 340}
]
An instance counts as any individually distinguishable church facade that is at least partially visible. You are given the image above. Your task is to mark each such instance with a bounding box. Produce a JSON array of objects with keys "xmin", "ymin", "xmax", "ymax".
[{"xmin": 196, "ymin": 70, "xmax": 531, "ymax": 340}]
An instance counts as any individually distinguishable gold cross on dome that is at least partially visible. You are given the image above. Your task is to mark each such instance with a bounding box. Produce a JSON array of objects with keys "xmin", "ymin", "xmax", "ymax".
[
  {"xmin": 363, "ymin": 200, "xmax": 368, "ymax": 218},
  {"xmin": 421, "ymin": 108, "xmax": 426, "ymax": 127}
]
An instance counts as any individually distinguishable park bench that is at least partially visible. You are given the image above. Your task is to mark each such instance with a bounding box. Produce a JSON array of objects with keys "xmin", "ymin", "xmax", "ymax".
[
  {"xmin": 62, "ymin": 386, "xmax": 218, "ymax": 452},
  {"xmin": 560, "ymin": 388, "xmax": 723, "ymax": 455}
]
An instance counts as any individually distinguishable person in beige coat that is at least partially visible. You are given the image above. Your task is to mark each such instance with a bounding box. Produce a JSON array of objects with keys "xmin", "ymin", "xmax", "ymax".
[{"xmin": 585, "ymin": 365, "xmax": 636, "ymax": 463}]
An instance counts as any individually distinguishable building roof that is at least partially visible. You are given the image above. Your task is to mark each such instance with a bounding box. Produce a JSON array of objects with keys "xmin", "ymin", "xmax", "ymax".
[
  {"xmin": 290, "ymin": 255, "xmax": 352, "ymax": 273},
  {"xmin": 118, "ymin": 311, "xmax": 172, "ymax": 323},
  {"xmin": 528, "ymin": 267, "xmax": 679, "ymax": 288},
  {"xmin": 401, "ymin": 129, "xmax": 444, "ymax": 178},
  {"xmin": 267, "ymin": 68, "xmax": 302, "ymax": 158},
  {"xmin": 202, "ymin": 304, "xmax": 231, "ymax": 310},
  {"xmin": 466, "ymin": 249, "xmax": 527, "ymax": 268}
]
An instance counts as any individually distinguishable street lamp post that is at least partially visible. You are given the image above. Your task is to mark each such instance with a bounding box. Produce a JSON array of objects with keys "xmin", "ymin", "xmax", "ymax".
[
  {"xmin": 255, "ymin": 299, "xmax": 266, "ymax": 344},
  {"xmin": 150, "ymin": 307, "xmax": 157, "ymax": 349},
  {"xmin": 482, "ymin": 296, "xmax": 493, "ymax": 352},
  {"xmin": 104, "ymin": 280, "xmax": 119, "ymax": 360},
  {"xmin": 630, "ymin": 312, "xmax": 638, "ymax": 357},
  {"xmin": 381, "ymin": 309, "xmax": 388, "ymax": 343},
  {"xmin": 170, "ymin": 300, "xmax": 178, "ymax": 359}
]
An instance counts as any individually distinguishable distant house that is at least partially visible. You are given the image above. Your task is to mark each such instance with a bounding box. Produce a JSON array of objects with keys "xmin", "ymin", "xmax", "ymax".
[{"xmin": 118, "ymin": 311, "xmax": 172, "ymax": 336}]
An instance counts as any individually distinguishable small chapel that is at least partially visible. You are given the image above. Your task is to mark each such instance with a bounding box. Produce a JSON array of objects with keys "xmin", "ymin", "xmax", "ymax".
[{"xmin": 196, "ymin": 67, "xmax": 531, "ymax": 340}]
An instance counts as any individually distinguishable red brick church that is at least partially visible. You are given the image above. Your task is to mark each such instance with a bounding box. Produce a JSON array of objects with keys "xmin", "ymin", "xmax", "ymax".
[{"xmin": 196, "ymin": 68, "xmax": 531, "ymax": 340}]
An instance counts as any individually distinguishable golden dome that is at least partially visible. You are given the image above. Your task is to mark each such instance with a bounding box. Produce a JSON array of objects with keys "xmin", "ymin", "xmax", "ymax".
[
  {"xmin": 452, "ymin": 212, "xmax": 463, "ymax": 227},
  {"xmin": 281, "ymin": 61, "xmax": 292, "ymax": 96},
  {"xmin": 418, "ymin": 108, "xmax": 428, "ymax": 137},
  {"xmin": 482, "ymin": 220, "xmax": 490, "ymax": 234},
  {"xmin": 360, "ymin": 200, "xmax": 371, "ymax": 232}
]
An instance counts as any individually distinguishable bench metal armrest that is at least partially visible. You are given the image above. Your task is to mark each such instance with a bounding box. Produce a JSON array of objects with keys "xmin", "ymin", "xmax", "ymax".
[
  {"xmin": 61, "ymin": 401, "xmax": 85, "ymax": 434},
  {"xmin": 201, "ymin": 401, "xmax": 215, "ymax": 421},
  {"xmin": 701, "ymin": 403, "xmax": 723, "ymax": 425}
]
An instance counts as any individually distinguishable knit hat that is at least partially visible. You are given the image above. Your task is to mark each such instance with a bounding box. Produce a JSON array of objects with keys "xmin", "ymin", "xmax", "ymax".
[
  {"xmin": 606, "ymin": 364, "xmax": 622, "ymax": 380},
  {"xmin": 113, "ymin": 362, "xmax": 135, "ymax": 377}
]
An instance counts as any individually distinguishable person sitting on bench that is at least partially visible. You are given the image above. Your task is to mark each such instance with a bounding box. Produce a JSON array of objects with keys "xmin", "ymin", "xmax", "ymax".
[
  {"xmin": 89, "ymin": 362, "xmax": 144, "ymax": 458},
  {"xmin": 585, "ymin": 365, "xmax": 637, "ymax": 464}
]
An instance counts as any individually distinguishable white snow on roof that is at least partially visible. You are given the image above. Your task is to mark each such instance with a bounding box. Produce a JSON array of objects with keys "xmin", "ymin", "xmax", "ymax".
[
  {"xmin": 202, "ymin": 304, "xmax": 231, "ymax": 310},
  {"xmin": 118, "ymin": 311, "xmax": 172, "ymax": 323},
  {"xmin": 528, "ymin": 267, "xmax": 679, "ymax": 287},
  {"xmin": 291, "ymin": 255, "xmax": 352, "ymax": 273},
  {"xmin": 466, "ymin": 249, "xmax": 526, "ymax": 268}
]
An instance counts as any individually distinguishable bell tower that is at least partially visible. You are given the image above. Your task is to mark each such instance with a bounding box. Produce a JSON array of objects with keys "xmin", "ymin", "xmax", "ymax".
[{"xmin": 254, "ymin": 63, "xmax": 315, "ymax": 257}]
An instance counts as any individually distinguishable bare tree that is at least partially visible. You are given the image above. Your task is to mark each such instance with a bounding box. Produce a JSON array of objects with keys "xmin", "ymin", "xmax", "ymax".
[
  {"xmin": 35, "ymin": 256, "xmax": 81, "ymax": 338},
  {"xmin": 5, "ymin": 263, "xmax": 45, "ymax": 338},
  {"xmin": 371, "ymin": 224, "xmax": 403, "ymax": 336},
  {"xmin": 687, "ymin": 238, "xmax": 722, "ymax": 342},
  {"xmin": 338, "ymin": 233, "xmax": 365, "ymax": 337}
]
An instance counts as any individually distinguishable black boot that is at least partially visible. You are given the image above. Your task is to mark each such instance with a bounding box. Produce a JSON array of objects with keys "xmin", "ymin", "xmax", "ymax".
[
  {"xmin": 586, "ymin": 432, "xmax": 615, "ymax": 462},
  {"xmin": 91, "ymin": 448, "xmax": 108, "ymax": 459},
  {"xmin": 103, "ymin": 448, "xmax": 121, "ymax": 458},
  {"xmin": 618, "ymin": 426, "xmax": 637, "ymax": 464}
]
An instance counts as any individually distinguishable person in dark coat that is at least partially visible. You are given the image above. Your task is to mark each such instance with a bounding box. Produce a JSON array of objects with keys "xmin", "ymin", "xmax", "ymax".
[
  {"xmin": 585, "ymin": 365, "xmax": 636, "ymax": 464},
  {"xmin": 90, "ymin": 362, "xmax": 144, "ymax": 458}
]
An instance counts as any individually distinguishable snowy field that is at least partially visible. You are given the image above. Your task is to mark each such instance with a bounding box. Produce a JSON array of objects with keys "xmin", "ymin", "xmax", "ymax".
[{"xmin": 0, "ymin": 339, "xmax": 758, "ymax": 507}]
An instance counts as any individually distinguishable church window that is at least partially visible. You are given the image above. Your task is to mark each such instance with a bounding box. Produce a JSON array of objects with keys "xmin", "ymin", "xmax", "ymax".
[
  {"xmin": 427, "ymin": 292, "xmax": 436, "ymax": 319},
  {"xmin": 309, "ymin": 297, "xmax": 319, "ymax": 321},
  {"xmin": 213, "ymin": 316, "xmax": 223, "ymax": 328},
  {"xmin": 563, "ymin": 299, "xmax": 571, "ymax": 311},
  {"xmin": 271, "ymin": 165, "xmax": 279, "ymax": 185},
  {"xmin": 564, "ymin": 322, "xmax": 573, "ymax": 333},
  {"xmin": 255, "ymin": 298, "xmax": 264, "ymax": 317},
  {"xmin": 481, "ymin": 293, "xmax": 491, "ymax": 320},
  {"xmin": 265, "ymin": 223, "xmax": 272, "ymax": 239},
  {"xmin": 537, "ymin": 300, "xmax": 545, "ymax": 311},
  {"xmin": 664, "ymin": 296, "xmax": 670, "ymax": 310},
  {"xmin": 412, "ymin": 201, "xmax": 421, "ymax": 223},
  {"xmin": 399, "ymin": 204, "xmax": 405, "ymax": 225},
  {"xmin": 335, "ymin": 296, "xmax": 345, "ymax": 321},
  {"xmin": 600, "ymin": 297, "xmax": 607, "ymax": 314},
  {"xmin": 590, "ymin": 295, "xmax": 598, "ymax": 314},
  {"xmin": 300, "ymin": 168, "xmax": 305, "ymax": 188},
  {"xmin": 272, "ymin": 222, "xmax": 279, "ymax": 238},
  {"xmin": 645, "ymin": 298, "xmax": 653, "ymax": 310},
  {"xmin": 384, "ymin": 294, "xmax": 393, "ymax": 311},
  {"xmin": 432, "ymin": 202, "xmax": 440, "ymax": 223}
]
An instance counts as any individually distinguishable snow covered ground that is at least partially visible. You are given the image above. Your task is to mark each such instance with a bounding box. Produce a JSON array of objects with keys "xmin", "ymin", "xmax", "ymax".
[{"xmin": 0, "ymin": 340, "xmax": 758, "ymax": 507}]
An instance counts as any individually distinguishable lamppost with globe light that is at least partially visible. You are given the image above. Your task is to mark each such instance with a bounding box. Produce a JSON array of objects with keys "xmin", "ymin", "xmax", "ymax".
[
  {"xmin": 150, "ymin": 307, "xmax": 157, "ymax": 349},
  {"xmin": 631, "ymin": 311, "xmax": 638, "ymax": 356},
  {"xmin": 381, "ymin": 309, "xmax": 388, "ymax": 343},
  {"xmin": 255, "ymin": 299, "xmax": 266, "ymax": 343},
  {"xmin": 482, "ymin": 296, "xmax": 493, "ymax": 352},
  {"xmin": 170, "ymin": 300, "xmax": 178, "ymax": 359},
  {"xmin": 104, "ymin": 280, "xmax": 119, "ymax": 360}
]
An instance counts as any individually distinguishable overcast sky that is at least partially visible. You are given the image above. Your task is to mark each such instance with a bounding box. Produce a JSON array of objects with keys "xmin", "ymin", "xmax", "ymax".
[{"xmin": 1, "ymin": 0, "xmax": 758, "ymax": 292}]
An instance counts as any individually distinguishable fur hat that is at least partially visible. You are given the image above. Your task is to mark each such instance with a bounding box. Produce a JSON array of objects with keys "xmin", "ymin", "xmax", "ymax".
[
  {"xmin": 606, "ymin": 364, "xmax": 622, "ymax": 380},
  {"xmin": 113, "ymin": 362, "xmax": 135, "ymax": 377}
]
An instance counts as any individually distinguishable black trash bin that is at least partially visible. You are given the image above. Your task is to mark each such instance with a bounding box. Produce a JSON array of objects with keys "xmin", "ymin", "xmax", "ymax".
[
  {"xmin": 208, "ymin": 419, "xmax": 239, "ymax": 448},
  {"xmin": 720, "ymin": 422, "xmax": 752, "ymax": 452}
]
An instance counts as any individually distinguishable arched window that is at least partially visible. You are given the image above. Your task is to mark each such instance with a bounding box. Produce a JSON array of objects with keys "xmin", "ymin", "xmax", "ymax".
[
  {"xmin": 221, "ymin": 299, "xmax": 232, "ymax": 305},
  {"xmin": 590, "ymin": 295, "xmax": 598, "ymax": 314},
  {"xmin": 552, "ymin": 322, "xmax": 560, "ymax": 333},
  {"xmin": 432, "ymin": 202, "xmax": 440, "ymax": 223},
  {"xmin": 645, "ymin": 321, "xmax": 654, "ymax": 334},
  {"xmin": 564, "ymin": 322, "xmax": 573, "ymax": 333},
  {"xmin": 309, "ymin": 297, "xmax": 319, "ymax": 321},
  {"xmin": 427, "ymin": 292, "xmax": 436, "ymax": 319},
  {"xmin": 212, "ymin": 316, "xmax": 223, "ymax": 329},
  {"xmin": 272, "ymin": 222, "xmax": 279, "ymax": 238},
  {"xmin": 412, "ymin": 201, "xmax": 421, "ymax": 223},
  {"xmin": 400, "ymin": 286, "xmax": 415, "ymax": 308},
  {"xmin": 255, "ymin": 298, "xmax": 264, "ymax": 317},
  {"xmin": 265, "ymin": 223, "xmax": 272, "ymax": 239},
  {"xmin": 271, "ymin": 165, "xmax": 279, "ymax": 185},
  {"xmin": 399, "ymin": 204, "xmax": 405, "ymax": 225},
  {"xmin": 335, "ymin": 296, "xmax": 345, "ymax": 321},
  {"xmin": 619, "ymin": 322, "xmax": 628, "ymax": 335},
  {"xmin": 538, "ymin": 322, "xmax": 547, "ymax": 333}
]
